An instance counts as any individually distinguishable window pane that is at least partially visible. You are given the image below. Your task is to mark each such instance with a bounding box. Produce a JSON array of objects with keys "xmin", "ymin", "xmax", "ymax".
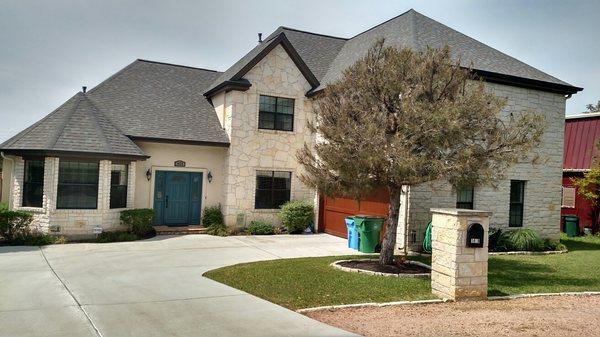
[
  {"xmin": 259, "ymin": 95, "xmax": 277, "ymax": 112},
  {"xmin": 23, "ymin": 160, "xmax": 44, "ymax": 207},
  {"xmin": 255, "ymin": 171, "xmax": 291, "ymax": 209},
  {"xmin": 255, "ymin": 189, "xmax": 272, "ymax": 209},
  {"xmin": 258, "ymin": 111, "xmax": 275, "ymax": 129},
  {"xmin": 456, "ymin": 186, "xmax": 474, "ymax": 209},
  {"xmin": 110, "ymin": 164, "xmax": 128, "ymax": 208},
  {"xmin": 276, "ymin": 98, "xmax": 294, "ymax": 114},
  {"xmin": 509, "ymin": 180, "xmax": 525, "ymax": 227},
  {"xmin": 57, "ymin": 161, "xmax": 99, "ymax": 209}
]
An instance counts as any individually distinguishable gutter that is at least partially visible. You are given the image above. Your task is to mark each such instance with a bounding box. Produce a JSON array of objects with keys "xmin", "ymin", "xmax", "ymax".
[{"xmin": 0, "ymin": 151, "xmax": 14, "ymax": 209}]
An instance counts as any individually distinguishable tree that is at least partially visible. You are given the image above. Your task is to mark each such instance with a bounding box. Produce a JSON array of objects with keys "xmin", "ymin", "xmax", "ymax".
[
  {"xmin": 585, "ymin": 100, "xmax": 600, "ymax": 113},
  {"xmin": 298, "ymin": 40, "xmax": 546, "ymax": 266},
  {"xmin": 572, "ymin": 158, "xmax": 600, "ymax": 234}
]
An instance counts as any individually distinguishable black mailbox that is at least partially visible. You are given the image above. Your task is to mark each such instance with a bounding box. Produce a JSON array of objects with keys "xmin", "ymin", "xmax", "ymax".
[{"xmin": 466, "ymin": 223, "xmax": 485, "ymax": 248}]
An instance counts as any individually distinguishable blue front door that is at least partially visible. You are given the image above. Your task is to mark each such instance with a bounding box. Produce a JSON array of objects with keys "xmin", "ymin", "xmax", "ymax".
[{"xmin": 153, "ymin": 171, "xmax": 202, "ymax": 226}]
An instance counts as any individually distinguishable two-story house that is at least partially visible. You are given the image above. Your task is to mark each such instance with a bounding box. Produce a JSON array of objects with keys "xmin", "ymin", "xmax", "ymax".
[{"xmin": 0, "ymin": 10, "xmax": 581, "ymax": 249}]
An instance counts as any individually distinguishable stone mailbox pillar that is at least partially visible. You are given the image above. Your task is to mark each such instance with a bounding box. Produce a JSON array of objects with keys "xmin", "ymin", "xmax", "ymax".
[{"xmin": 430, "ymin": 208, "xmax": 491, "ymax": 301}]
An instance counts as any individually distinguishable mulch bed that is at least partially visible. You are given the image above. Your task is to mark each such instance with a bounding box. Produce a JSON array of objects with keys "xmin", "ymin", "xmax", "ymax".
[{"xmin": 337, "ymin": 260, "xmax": 430, "ymax": 275}]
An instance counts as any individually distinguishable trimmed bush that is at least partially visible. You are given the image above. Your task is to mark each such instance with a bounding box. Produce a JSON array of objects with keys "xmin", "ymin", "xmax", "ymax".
[
  {"xmin": 203, "ymin": 206, "xmax": 224, "ymax": 227},
  {"xmin": 206, "ymin": 223, "xmax": 228, "ymax": 236},
  {"xmin": 120, "ymin": 209, "xmax": 154, "ymax": 237},
  {"xmin": 97, "ymin": 231, "xmax": 138, "ymax": 243},
  {"xmin": 247, "ymin": 220, "xmax": 275, "ymax": 235},
  {"xmin": 0, "ymin": 210, "xmax": 33, "ymax": 241},
  {"xmin": 280, "ymin": 200, "xmax": 314, "ymax": 234}
]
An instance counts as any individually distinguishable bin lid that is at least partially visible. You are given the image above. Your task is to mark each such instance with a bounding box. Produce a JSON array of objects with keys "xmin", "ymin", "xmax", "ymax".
[
  {"xmin": 353, "ymin": 214, "xmax": 385, "ymax": 219},
  {"xmin": 563, "ymin": 215, "xmax": 579, "ymax": 220}
]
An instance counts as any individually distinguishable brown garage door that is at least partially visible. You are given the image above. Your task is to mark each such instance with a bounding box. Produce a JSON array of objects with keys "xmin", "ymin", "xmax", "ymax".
[{"xmin": 319, "ymin": 189, "xmax": 390, "ymax": 238}]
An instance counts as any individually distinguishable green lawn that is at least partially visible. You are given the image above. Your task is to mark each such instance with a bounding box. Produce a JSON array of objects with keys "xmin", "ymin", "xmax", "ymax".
[{"xmin": 204, "ymin": 235, "xmax": 600, "ymax": 310}]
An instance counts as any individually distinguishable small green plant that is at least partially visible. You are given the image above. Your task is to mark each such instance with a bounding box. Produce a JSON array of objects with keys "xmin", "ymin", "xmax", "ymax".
[
  {"xmin": 206, "ymin": 223, "xmax": 228, "ymax": 237},
  {"xmin": 120, "ymin": 209, "xmax": 154, "ymax": 237},
  {"xmin": 203, "ymin": 205, "xmax": 224, "ymax": 227},
  {"xmin": 0, "ymin": 210, "xmax": 34, "ymax": 241},
  {"xmin": 496, "ymin": 228, "xmax": 544, "ymax": 251},
  {"xmin": 96, "ymin": 231, "xmax": 138, "ymax": 243},
  {"xmin": 247, "ymin": 220, "xmax": 275, "ymax": 235},
  {"xmin": 0, "ymin": 202, "xmax": 8, "ymax": 211},
  {"xmin": 53, "ymin": 236, "xmax": 69, "ymax": 244},
  {"xmin": 279, "ymin": 200, "xmax": 314, "ymax": 234}
]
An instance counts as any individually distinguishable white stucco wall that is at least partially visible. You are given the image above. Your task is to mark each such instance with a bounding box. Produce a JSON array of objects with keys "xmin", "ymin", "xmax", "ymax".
[
  {"xmin": 401, "ymin": 82, "xmax": 566, "ymax": 251},
  {"xmin": 133, "ymin": 141, "xmax": 227, "ymax": 213},
  {"xmin": 220, "ymin": 44, "xmax": 317, "ymax": 226}
]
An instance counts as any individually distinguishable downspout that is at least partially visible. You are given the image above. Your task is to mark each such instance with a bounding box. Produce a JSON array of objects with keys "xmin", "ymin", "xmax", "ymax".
[{"xmin": 0, "ymin": 151, "xmax": 14, "ymax": 209}]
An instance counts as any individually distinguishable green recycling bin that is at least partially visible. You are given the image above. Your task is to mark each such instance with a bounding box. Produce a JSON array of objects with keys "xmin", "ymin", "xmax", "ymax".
[
  {"xmin": 354, "ymin": 215, "xmax": 384, "ymax": 253},
  {"xmin": 563, "ymin": 215, "xmax": 579, "ymax": 237}
]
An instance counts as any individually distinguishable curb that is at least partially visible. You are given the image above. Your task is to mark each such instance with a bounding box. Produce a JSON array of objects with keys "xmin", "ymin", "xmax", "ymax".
[
  {"xmin": 297, "ymin": 291, "xmax": 600, "ymax": 313},
  {"xmin": 297, "ymin": 299, "xmax": 448, "ymax": 313},
  {"xmin": 330, "ymin": 259, "xmax": 431, "ymax": 278}
]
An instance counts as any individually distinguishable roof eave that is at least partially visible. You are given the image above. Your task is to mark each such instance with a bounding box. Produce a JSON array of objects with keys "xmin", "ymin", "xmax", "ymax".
[
  {"xmin": 203, "ymin": 79, "xmax": 252, "ymax": 98},
  {"xmin": 473, "ymin": 69, "xmax": 583, "ymax": 95},
  {"xmin": 129, "ymin": 136, "xmax": 230, "ymax": 148},
  {"xmin": 0, "ymin": 149, "xmax": 150, "ymax": 161}
]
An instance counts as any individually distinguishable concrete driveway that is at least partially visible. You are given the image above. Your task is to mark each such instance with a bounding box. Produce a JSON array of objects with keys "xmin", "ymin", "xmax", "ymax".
[{"xmin": 0, "ymin": 234, "xmax": 360, "ymax": 337}]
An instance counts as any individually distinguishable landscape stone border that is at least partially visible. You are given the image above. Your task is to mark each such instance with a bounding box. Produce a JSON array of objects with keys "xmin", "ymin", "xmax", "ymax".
[
  {"xmin": 489, "ymin": 249, "xmax": 567, "ymax": 256},
  {"xmin": 330, "ymin": 259, "xmax": 431, "ymax": 279},
  {"xmin": 296, "ymin": 291, "xmax": 600, "ymax": 313}
]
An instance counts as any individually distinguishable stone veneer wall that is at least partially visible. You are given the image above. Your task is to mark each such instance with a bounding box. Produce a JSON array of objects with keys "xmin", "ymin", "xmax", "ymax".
[
  {"xmin": 400, "ymin": 82, "xmax": 566, "ymax": 252},
  {"xmin": 10, "ymin": 157, "xmax": 136, "ymax": 237},
  {"xmin": 220, "ymin": 44, "xmax": 317, "ymax": 226}
]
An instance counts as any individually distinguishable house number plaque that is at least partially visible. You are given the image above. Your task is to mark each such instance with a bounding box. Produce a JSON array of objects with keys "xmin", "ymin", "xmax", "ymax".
[{"xmin": 174, "ymin": 160, "xmax": 186, "ymax": 167}]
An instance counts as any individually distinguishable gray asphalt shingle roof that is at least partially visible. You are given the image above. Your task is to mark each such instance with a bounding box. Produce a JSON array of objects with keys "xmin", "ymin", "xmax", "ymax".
[
  {"xmin": 208, "ymin": 9, "xmax": 579, "ymax": 95},
  {"xmin": 1, "ymin": 60, "xmax": 229, "ymax": 158},
  {"xmin": 0, "ymin": 92, "xmax": 146, "ymax": 157}
]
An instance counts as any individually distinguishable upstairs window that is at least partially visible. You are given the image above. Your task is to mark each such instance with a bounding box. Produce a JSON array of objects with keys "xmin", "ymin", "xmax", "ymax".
[
  {"xmin": 509, "ymin": 180, "xmax": 526, "ymax": 227},
  {"xmin": 110, "ymin": 163, "xmax": 128, "ymax": 209},
  {"xmin": 57, "ymin": 161, "xmax": 99, "ymax": 209},
  {"xmin": 258, "ymin": 95, "xmax": 294, "ymax": 131},
  {"xmin": 255, "ymin": 171, "xmax": 291, "ymax": 209},
  {"xmin": 22, "ymin": 159, "xmax": 44, "ymax": 207},
  {"xmin": 456, "ymin": 186, "xmax": 474, "ymax": 209}
]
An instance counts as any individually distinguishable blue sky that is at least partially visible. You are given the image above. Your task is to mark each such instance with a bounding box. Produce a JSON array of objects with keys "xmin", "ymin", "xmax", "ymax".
[{"xmin": 1, "ymin": 0, "xmax": 598, "ymax": 142}]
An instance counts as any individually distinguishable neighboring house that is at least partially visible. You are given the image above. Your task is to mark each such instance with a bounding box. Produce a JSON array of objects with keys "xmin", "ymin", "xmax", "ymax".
[
  {"xmin": 561, "ymin": 112, "xmax": 600, "ymax": 232},
  {"xmin": 0, "ymin": 9, "xmax": 582, "ymax": 249}
]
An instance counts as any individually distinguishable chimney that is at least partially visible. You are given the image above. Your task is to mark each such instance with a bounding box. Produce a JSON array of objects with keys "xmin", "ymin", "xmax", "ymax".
[
  {"xmin": 258, "ymin": 33, "xmax": 262, "ymax": 43},
  {"xmin": 82, "ymin": 86, "xmax": 87, "ymax": 94}
]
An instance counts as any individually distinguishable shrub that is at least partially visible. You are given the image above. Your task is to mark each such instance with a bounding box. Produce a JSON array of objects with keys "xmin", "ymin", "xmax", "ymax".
[
  {"xmin": 53, "ymin": 236, "xmax": 69, "ymax": 244},
  {"xmin": 120, "ymin": 209, "xmax": 154, "ymax": 237},
  {"xmin": 8, "ymin": 230, "xmax": 54, "ymax": 246},
  {"xmin": 203, "ymin": 206, "xmax": 224, "ymax": 227},
  {"xmin": 555, "ymin": 242, "xmax": 568, "ymax": 251},
  {"xmin": 97, "ymin": 231, "xmax": 138, "ymax": 243},
  {"xmin": 279, "ymin": 200, "xmax": 314, "ymax": 234},
  {"xmin": 488, "ymin": 227, "xmax": 503, "ymax": 251},
  {"xmin": 0, "ymin": 202, "xmax": 8, "ymax": 211},
  {"xmin": 247, "ymin": 220, "xmax": 275, "ymax": 235},
  {"xmin": 0, "ymin": 210, "xmax": 33, "ymax": 241},
  {"xmin": 496, "ymin": 228, "xmax": 544, "ymax": 251},
  {"xmin": 206, "ymin": 223, "xmax": 228, "ymax": 236}
]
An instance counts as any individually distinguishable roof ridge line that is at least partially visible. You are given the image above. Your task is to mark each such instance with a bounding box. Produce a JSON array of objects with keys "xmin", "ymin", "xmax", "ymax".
[
  {"xmin": 279, "ymin": 26, "xmax": 348, "ymax": 40},
  {"xmin": 348, "ymin": 8, "xmax": 416, "ymax": 40},
  {"xmin": 50, "ymin": 93, "xmax": 83, "ymax": 149},
  {"xmin": 82, "ymin": 95, "xmax": 116, "ymax": 154},
  {"xmin": 136, "ymin": 59, "xmax": 221, "ymax": 72}
]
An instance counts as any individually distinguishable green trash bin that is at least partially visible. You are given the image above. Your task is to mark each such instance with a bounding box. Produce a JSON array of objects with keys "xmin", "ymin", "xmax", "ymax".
[
  {"xmin": 354, "ymin": 215, "xmax": 384, "ymax": 253},
  {"xmin": 563, "ymin": 215, "xmax": 579, "ymax": 237}
]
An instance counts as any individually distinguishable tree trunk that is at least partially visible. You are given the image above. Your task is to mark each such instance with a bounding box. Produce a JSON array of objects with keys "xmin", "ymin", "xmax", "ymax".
[{"xmin": 379, "ymin": 187, "xmax": 402, "ymax": 266}]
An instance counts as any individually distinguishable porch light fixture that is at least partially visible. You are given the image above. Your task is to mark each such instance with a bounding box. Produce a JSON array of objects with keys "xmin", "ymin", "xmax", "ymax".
[
  {"xmin": 207, "ymin": 171, "xmax": 213, "ymax": 183},
  {"xmin": 146, "ymin": 169, "xmax": 152, "ymax": 181}
]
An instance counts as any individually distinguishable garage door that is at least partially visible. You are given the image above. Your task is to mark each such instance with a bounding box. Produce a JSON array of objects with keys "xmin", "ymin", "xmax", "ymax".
[{"xmin": 319, "ymin": 189, "xmax": 390, "ymax": 238}]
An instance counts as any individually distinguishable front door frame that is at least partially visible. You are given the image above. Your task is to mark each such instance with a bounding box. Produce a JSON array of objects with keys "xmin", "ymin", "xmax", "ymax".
[{"xmin": 149, "ymin": 166, "xmax": 207, "ymax": 226}]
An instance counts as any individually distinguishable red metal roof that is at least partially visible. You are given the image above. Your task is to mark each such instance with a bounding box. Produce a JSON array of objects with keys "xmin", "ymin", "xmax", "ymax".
[{"xmin": 563, "ymin": 113, "xmax": 600, "ymax": 171}]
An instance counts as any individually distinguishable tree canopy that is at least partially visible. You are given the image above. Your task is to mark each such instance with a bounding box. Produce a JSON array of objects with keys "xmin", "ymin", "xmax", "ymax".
[
  {"xmin": 585, "ymin": 100, "xmax": 600, "ymax": 113},
  {"xmin": 298, "ymin": 40, "xmax": 546, "ymax": 265}
]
